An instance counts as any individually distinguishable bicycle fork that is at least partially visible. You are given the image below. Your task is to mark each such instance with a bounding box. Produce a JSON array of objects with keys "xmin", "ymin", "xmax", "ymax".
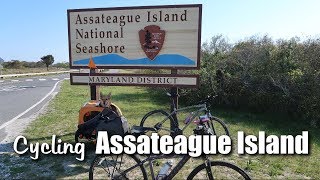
[
  {"xmin": 149, "ymin": 159, "xmax": 156, "ymax": 180},
  {"xmin": 203, "ymin": 156, "xmax": 214, "ymax": 180}
]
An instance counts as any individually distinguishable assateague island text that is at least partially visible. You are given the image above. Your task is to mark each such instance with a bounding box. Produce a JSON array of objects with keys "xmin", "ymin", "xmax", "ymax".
[
  {"xmin": 73, "ymin": 9, "xmax": 188, "ymax": 54},
  {"xmin": 13, "ymin": 131, "xmax": 309, "ymax": 161}
]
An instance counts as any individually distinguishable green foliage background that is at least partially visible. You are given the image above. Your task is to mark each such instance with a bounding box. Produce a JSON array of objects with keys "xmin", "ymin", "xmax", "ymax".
[{"xmin": 180, "ymin": 35, "xmax": 320, "ymax": 127}]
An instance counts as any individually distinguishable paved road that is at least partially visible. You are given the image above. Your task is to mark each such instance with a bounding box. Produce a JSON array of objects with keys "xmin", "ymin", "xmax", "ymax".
[{"xmin": 0, "ymin": 73, "xmax": 69, "ymax": 142}]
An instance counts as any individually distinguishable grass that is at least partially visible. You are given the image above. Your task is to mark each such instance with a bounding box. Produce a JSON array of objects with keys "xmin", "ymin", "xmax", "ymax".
[{"xmin": 1, "ymin": 81, "xmax": 319, "ymax": 179}]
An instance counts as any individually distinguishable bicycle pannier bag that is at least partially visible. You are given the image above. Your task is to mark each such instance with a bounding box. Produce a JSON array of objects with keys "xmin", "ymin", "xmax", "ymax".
[{"xmin": 76, "ymin": 108, "xmax": 125, "ymax": 139}]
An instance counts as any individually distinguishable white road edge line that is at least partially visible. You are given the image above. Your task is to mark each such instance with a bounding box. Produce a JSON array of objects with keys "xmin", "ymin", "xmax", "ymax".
[{"xmin": 0, "ymin": 80, "xmax": 62, "ymax": 130}]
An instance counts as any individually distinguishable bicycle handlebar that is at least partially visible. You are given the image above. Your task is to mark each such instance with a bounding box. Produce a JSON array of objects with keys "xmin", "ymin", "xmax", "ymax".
[
  {"xmin": 196, "ymin": 95, "xmax": 218, "ymax": 105},
  {"xmin": 166, "ymin": 92, "xmax": 218, "ymax": 109}
]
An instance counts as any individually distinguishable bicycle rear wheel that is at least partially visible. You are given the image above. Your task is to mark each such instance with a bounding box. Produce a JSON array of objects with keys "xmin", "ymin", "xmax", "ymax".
[
  {"xmin": 140, "ymin": 109, "xmax": 176, "ymax": 136},
  {"xmin": 209, "ymin": 116, "xmax": 230, "ymax": 136},
  {"xmin": 187, "ymin": 161, "xmax": 251, "ymax": 180},
  {"xmin": 89, "ymin": 154, "xmax": 147, "ymax": 180}
]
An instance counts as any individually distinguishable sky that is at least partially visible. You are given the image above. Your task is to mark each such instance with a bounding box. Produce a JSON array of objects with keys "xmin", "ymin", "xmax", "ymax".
[{"xmin": 0, "ymin": 0, "xmax": 319, "ymax": 63}]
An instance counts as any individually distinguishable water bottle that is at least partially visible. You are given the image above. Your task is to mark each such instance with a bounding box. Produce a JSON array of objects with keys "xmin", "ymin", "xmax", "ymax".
[{"xmin": 156, "ymin": 160, "xmax": 174, "ymax": 179}]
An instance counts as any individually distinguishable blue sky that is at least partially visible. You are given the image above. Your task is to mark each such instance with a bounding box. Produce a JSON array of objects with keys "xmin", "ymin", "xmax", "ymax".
[{"xmin": 0, "ymin": 0, "xmax": 319, "ymax": 63}]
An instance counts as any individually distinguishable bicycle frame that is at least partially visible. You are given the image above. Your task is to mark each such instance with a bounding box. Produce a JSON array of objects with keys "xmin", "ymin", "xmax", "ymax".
[
  {"xmin": 119, "ymin": 153, "xmax": 211, "ymax": 179},
  {"xmin": 157, "ymin": 103, "xmax": 210, "ymax": 133}
]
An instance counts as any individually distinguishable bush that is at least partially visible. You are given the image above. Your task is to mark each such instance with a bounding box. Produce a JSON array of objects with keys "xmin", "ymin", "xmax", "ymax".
[
  {"xmin": 180, "ymin": 35, "xmax": 320, "ymax": 127},
  {"xmin": 52, "ymin": 62, "xmax": 69, "ymax": 68}
]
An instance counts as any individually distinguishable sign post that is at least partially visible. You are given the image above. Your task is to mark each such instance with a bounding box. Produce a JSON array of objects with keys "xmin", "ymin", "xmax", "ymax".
[
  {"xmin": 170, "ymin": 69, "xmax": 179, "ymax": 130},
  {"xmin": 90, "ymin": 69, "xmax": 98, "ymax": 100},
  {"xmin": 87, "ymin": 56, "xmax": 99, "ymax": 100}
]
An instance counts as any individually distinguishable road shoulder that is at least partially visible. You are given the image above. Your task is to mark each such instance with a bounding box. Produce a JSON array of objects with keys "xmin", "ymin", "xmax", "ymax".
[{"xmin": 0, "ymin": 81, "xmax": 62, "ymax": 152}]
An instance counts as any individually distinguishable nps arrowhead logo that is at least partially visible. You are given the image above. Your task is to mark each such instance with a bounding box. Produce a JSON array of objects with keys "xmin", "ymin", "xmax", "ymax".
[{"xmin": 139, "ymin": 25, "xmax": 165, "ymax": 60}]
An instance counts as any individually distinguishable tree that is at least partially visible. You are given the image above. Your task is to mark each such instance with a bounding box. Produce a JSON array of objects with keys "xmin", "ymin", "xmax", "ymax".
[{"xmin": 41, "ymin": 55, "xmax": 54, "ymax": 71}]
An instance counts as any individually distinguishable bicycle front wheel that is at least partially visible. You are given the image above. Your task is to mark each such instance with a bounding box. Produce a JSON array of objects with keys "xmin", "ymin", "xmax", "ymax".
[
  {"xmin": 187, "ymin": 161, "xmax": 251, "ymax": 180},
  {"xmin": 209, "ymin": 116, "xmax": 230, "ymax": 136},
  {"xmin": 89, "ymin": 154, "xmax": 147, "ymax": 180}
]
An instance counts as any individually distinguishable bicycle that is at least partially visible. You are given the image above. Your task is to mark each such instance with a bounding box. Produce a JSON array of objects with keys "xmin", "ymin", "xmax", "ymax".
[
  {"xmin": 140, "ymin": 92, "xmax": 229, "ymax": 137},
  {"xmin": 89, "ymin": 120, "xmax": 250, "ymax": 179}
]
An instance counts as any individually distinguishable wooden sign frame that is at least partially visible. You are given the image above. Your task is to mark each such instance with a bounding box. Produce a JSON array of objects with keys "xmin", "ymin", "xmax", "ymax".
[{"xmin": 67, "ymin": 4, "xmax": 202, "ymax": 70}]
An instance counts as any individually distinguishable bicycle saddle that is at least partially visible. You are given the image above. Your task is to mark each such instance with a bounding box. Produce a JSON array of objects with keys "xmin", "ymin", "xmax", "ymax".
[{"xmin": 166, "ymin": 92, "xmax": 180, "ymax": 98}]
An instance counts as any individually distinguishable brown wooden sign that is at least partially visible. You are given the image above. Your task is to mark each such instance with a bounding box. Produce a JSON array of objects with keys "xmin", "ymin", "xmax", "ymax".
[
  {"xmin": 67, "ymin": 4, "xmax": 202, "ymax": 69},
  {"xmin": 70, "ymin": 73, "xmax": 199, "ymax": 88}
]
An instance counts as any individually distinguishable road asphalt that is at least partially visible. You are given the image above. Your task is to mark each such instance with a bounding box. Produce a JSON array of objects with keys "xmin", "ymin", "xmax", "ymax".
[{"xmin": 0, "ymin": 73, "xmax": 70, "ymax": 144}]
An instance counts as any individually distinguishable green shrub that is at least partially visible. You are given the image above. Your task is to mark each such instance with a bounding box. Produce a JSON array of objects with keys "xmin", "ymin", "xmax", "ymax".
[{"xmin": 180, "ymin": 35, "xmax": 320, "ymax": 127}]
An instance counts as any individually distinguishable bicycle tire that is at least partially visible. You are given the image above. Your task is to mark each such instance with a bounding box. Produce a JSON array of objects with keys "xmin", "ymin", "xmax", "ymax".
[
  {"xmin": 140, "ymin": 109, "xmax": 176, "ymax": 136},
  {"xmin": 187, "ymin": 161, "xmax": 251, "ymax": 180},
  {"xmin": 89, "ymin": 154, "xmax": 147, "ymax": 180},
  {"xmin": 209, "ymin": 116, "xmax": 230, "ymax": 136}
]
